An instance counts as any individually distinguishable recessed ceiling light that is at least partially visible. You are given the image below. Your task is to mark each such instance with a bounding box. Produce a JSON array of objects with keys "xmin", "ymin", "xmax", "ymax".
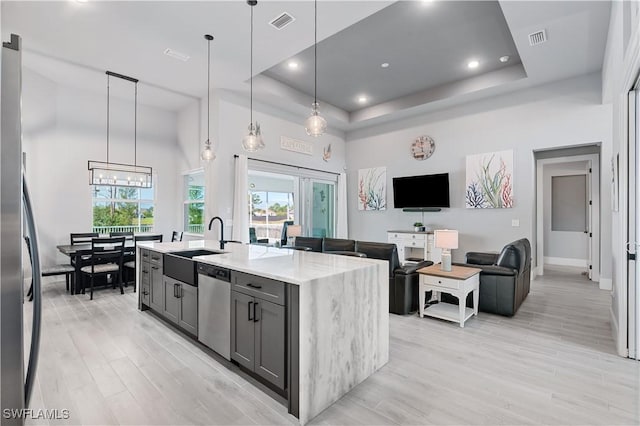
[
  {"xmin": 467, "ymin": 60, "xmax": 480, "ymax": 69},
  {"xmin": 357, "ymin": 95, "xmax": 368, "ymax": 104},
  {"xmin": 499, "ymin": 55, "xmax": 510, "ymax": 63},
  {"xmin": 74, "ymin": 0, "xmax": 88, "ymax": 3},
  {"xmin": 381, "ymin": 62, "xmax": 390, "ymax": 68},
  {"xmin": 287, "ymin": 61, "xmax": 299, "ymax": 70}
]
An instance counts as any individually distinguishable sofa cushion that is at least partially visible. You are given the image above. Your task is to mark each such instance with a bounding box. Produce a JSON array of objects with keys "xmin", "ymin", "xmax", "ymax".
[
  {"xmin": 466, "ymin": 252, "xmax": 499, "ymax": 265},
  {"xmin": 293, "ymin": 237, "xmax": 323, "ymax": 252},
  {"xmin": 354, "ymin": 241, "xmax": 400, "ymax": 278},
  {"xmin": 323, "ymin": 238, "xmax": 356, "ymax": 252}
]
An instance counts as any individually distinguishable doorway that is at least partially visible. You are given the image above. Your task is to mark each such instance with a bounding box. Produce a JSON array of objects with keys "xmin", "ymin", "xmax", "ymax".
[
  {"xmin": 627, "ymin": 84, "xmax": 639, "ymax": 360},
  {"xmin": 535, "ymin": 149, "xmax": 601, "ymax": 285}
]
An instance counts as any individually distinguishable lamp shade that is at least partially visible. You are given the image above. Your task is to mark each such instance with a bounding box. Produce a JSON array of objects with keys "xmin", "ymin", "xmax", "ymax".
[
  {"xmin": 434, "ymin": 229, "xmax": 458, "ymax": 250},
  {"xmin": 287, "ymin": 225, "xmax": 302, "ymax": 237}
]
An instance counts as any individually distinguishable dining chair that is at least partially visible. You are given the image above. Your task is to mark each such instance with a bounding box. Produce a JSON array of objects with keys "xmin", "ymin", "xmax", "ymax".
[
  {"xmin": 171, "ymin": 231, "xmax": 183, "ymax": 242},
  {"xmin": 80, "ymin": 237, "xmax": 126, "ymax": 300},
  {"xmin": 24, "ymin": 236, "xmax": 75, "ymax": 300},
  {"xmin": 70, "ymin": 232, "xmax": 99, "ymax": 245},
  {"xmin": 123, "ymin": 234, "xmax": 163, "ymax": 291},
  {"xmin": 109, "ymin": 231, "xmax": 134, "ymax": 240}
]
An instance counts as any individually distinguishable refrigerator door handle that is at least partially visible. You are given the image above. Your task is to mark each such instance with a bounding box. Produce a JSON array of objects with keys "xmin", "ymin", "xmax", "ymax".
[{"xmin": 22, "ymin": 175, "xmax": 42, "ymax": 406}]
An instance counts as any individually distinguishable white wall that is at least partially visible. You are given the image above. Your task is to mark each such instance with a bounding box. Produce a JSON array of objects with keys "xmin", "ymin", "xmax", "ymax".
[
  {"xmin": 346, "ymin": 73, "xmax": 613, "ymax": 280},
  {"xmin": 602, "ymin": 0, "xmax": 640, "ymax": 356},
  {"xmin": 22, "ymin": 69, "xmax": 180, "ymax": 266},
  {"xmin": 543, "ymin": 161, "xmax": 589, "ymax": 265},
  {"xmin": 176, "ymin": 90, "xmax": 347, "ymax": 242}
]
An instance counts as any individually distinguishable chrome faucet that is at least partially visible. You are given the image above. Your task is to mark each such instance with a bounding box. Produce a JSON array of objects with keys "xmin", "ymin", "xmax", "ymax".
[{"xmin": 208, "ymin": 216, "xmax": 225, "ymax": 249}]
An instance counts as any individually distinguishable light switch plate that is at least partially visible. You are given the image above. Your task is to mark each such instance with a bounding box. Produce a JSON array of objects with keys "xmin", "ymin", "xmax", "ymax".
[{"xmin": 512, "ymin": 219, "xmax": 520, "ymax": 227}]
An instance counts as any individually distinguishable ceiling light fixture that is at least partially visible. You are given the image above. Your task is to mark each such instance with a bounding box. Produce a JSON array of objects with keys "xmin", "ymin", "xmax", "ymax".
[
  {"xmin": 242, "ymin": 0, "xmax": 264, "ymax": 152},
  {"xmin": 499, "ymin": 55, "xmax": 510, "ymax": 63},
  {"xmin": 89, "ymin": 71, "xmax": 152, "ymax": 188},
  {"xmin": 201, "ymin": 34, "xmax": 215, "ymax": 162},
  {"xmin": 304, "ymin": 0, "xmax": 327, "ymax": 137},
  {"xmin": 381, "ymin": 62, "xmax": 390, "ymax": 68},
  {"xmin": 287, "ymin": 61, "xmax": 299, "ymax": 70},
  {"xmin": 357, "ymin": 95, "xmax": 368, "ymax": 104},
  {"xmin": 467, "ymin": 60, "xmax": 480, "ymax": 69},
  {"xmin": 164, "ymin": 48, "xmax": 190, "ymax": 62}
]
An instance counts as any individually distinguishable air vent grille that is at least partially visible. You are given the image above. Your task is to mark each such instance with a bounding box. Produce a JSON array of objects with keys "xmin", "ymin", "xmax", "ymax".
[
  {"xmin": 269, "ymin": 12, "xmax": 295, "ymax": 30},
  {"xmin": 528, "ymin": 30, "xmax": 547, "ymax": 46}
]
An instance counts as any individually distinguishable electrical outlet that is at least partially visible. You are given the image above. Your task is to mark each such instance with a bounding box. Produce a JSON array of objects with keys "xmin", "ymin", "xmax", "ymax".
[{"xmin": 512, "ymin": 219, "xmax": 520, "ymax": 227}]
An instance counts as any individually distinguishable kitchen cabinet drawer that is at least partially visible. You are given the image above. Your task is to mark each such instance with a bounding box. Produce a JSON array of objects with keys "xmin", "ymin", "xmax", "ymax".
[
  {"xmin": 149, "ymin": 250, "xmax": 163, "ymax": 266},
  {"xmin": 140, "ymin": 249, "xmax": 150, "ymax": 262},
  {"xmin": 422, "ymin": 274, "xmax": 463, "ymax": 290},
  {"xmin": 233, "ymin": 272, "xmax": 285, "ymax": 306}
]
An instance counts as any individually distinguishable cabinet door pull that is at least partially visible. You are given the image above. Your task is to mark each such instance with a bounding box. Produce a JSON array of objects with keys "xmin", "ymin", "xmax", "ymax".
[
  {"xmin": 253, "ymin": 302, "xmax": 259, "ymax": 322},
  {"xmin": 180, "ymin": 286, "xmax": 183, "ymax": 299},
  {"xmin": 248, "ymin": 301, "xmax": 254, "ymax": 321},
  {"xmin": 174, "ymin": 283, "xmax": 178, "ymax": 298},
  {"xmin": 151, "ymin": 266, "xmax": 159, "ymax": 270},
  {"xmin": 246, "ymin": 283, "xmax": 262, "ymax": 289}
]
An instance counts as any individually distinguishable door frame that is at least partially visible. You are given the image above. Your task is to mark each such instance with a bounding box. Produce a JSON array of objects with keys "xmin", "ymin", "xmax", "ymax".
[
  {"xmin": 627, "ymin": 86, "xmax": 639, "ymax": 360},
  {"xmin": 535, "ymin": 153, "xmax": 602, "ymax": 285}
]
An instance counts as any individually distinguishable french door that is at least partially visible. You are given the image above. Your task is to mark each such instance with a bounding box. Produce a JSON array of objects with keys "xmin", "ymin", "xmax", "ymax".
[{"xmin": 300, "ymin": 178, "xmax": 336, "ymax": 239}]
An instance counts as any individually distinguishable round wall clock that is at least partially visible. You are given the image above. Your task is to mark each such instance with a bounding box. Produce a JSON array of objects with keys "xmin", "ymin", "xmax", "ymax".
[{"xmin": 411, "ymin": 136, "xmax": 435, "ymax": 160}]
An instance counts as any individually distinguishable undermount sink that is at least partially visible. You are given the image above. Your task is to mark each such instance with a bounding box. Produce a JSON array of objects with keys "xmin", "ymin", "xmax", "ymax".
[{"xmin": 170, "ymin": 249, "xmax": 224, "ymax": 259}]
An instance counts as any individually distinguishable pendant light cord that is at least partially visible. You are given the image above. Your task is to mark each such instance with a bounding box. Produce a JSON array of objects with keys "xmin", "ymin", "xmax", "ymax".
[
  {"xmin": 106, "ymin": 74, "xmax": 110, "ymax": 163},
  {"xmin": 134, "ymin": 81, "xmax": 138, "ymax": 166},
  {"xmin": 314, "ymin": 0, "xmax": 317, "ymax": 105},
  {"xmin": 250, "ymin": 3, "xmax": 254, "ymax": 126}
]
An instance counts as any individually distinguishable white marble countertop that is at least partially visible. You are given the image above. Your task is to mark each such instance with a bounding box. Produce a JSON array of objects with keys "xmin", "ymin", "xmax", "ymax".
[{"xmin": 138, "ymin": 240, "xmax": 386, "ymax": 286}]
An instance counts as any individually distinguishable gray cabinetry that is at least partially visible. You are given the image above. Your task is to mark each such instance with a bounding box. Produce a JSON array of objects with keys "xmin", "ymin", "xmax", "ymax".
[
  {"xmin": 163, "ymin": 279, "xmax": 180, "ymax": 324},
  {"xmin": 162, "ymin": 275, "xmax": 198, "ymax": 336},
  {"xmin": 149, "ymin": 260, "xmax": 164, "ymax": 312},
  {"xmin": 140, "ymin": 250, "xmax": 151, "ymax": 306},
  {"xmin": 231, "ymin": 290, "xmax": 255, "ymax": 370},
  {"xmin": 178, "ymin": 283, "xmax": 198, "ymax": 335},
  {"xmin": 231, "ymin": 271, "xmax": 286, "ymax": 390},
  {"xmin": 254, "ymin": 299, "xmax": 286, "ymax": 389}
]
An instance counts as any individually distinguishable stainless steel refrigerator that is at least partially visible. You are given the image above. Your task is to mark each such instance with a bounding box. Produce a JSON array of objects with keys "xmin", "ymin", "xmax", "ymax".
[{"xmin": 1, "ymin": 33, "xmax": 43, "ymax": 426}]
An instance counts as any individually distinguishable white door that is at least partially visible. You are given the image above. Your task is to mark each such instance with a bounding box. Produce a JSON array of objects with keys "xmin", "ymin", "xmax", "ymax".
[
  {"xmin": 300, "ymin": 178, "xmax": 337, "ymax": 238},
  {"xmin": 587, "ymin": 161, "xmax": 593, "ymax": 280}
]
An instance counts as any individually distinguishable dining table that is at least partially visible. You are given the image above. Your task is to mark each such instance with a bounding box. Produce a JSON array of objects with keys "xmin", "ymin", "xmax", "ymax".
[{"xmin": 56, "ymin": 241, "xmax": 136, "ymax": 294}]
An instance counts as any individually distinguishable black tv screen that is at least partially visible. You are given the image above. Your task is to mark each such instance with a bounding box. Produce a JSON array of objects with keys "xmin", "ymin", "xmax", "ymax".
[{"xmin": 393, "ymin": 173, "xmax": 450, "ymax": 208}]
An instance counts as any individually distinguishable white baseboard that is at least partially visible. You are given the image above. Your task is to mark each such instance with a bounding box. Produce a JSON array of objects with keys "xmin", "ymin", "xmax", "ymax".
[
  {"xmin": 599, "ymin": 278, "xmax": 612, "ymax": 291},
  {"xmin": 544, "ymin": 256, "xmax": 588, "ymax": 268}
]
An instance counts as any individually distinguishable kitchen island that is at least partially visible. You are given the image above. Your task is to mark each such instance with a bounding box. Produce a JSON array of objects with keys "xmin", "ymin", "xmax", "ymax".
[{"xmin": 136, "ymin": 240, "xmax": 389, "ymax": 425}]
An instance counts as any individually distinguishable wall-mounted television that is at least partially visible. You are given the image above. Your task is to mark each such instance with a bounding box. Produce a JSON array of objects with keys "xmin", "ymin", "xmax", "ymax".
[{"xmin": 392, "ymin": 173, "xmax": 450, "ymax": 208}]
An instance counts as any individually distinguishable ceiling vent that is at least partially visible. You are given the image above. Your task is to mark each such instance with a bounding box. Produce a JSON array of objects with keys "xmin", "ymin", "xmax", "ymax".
[
  {"xmin": 528, "ymin": 30, "xmax": 547, "ymax": 46},
  {"xmin": 269, "ymin": 12, "xmax": 295, "ymax": 30},
  {"xmin": 163, "ymin": 48, "xmax": 190, "ymax": 62}
]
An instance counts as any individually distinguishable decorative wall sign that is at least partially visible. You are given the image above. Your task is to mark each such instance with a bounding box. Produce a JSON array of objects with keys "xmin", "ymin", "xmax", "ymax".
[
  {"xmin": 323, "ymin": 144, "xmax": 332, "ymax": 162},
  {"xmin": 358, "ymin": 167, "xmax": 386, "ymax": 211},
  {"xmin": 280, "ymin": 136, "xmax": 313, "ymax": 155},
  {"xmin": 411, "ymin": 135, "xmax": 435, "ymax": 160},
  {"xmin": 465, "ymin": 150, "xmax": 514, "ymax": 209}
]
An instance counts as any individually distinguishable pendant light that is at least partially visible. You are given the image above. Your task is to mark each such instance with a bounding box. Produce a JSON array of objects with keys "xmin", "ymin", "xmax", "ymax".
[
  {"xmin": 304, "ymin": 0, "xmax": 327, "ymax": 137},
  {"xmin": 201, "ymin": 34, "xmax": 216, "ymax": 161},
  {"xmin": 242, "ymin": 0, "xmax": 265, "ymax": 152},
  {"xmin": 88, "ymin": 71, "xmax": 153, "ymax": 188}
]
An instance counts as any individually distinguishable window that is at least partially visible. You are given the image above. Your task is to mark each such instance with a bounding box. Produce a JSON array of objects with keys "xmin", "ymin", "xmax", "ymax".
[
  {"xmin": 248, "ymin": 190, "xmax": 294, "ymax": 242},
  {"xmin": 184, "ymin": 171, "xmax": 205, "ymax": 234},
  {"xmin": 92, "ymin": 186, "xmax": 155, "ymax": 234}
]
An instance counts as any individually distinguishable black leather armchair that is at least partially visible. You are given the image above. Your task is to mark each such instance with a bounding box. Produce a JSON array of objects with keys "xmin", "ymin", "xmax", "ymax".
[
  {"xmin": 449, "ymin": 238, "xmax": 531, "ymax": 316},
  {"xmin": 355, "ymin": 241, "xmax": 433, "ymax": 315}
]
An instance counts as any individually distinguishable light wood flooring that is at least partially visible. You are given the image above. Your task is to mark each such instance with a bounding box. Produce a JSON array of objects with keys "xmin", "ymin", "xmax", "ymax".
[{"xmin": 24, "ymin": 267, "xmax": 639, "ymax": 425}]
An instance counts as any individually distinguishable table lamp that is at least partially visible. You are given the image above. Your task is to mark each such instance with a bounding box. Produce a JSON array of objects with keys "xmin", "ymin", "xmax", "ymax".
[
  {"xmin": 287, "ymin": 225, "xmax": 302, "ymax": 246},
  {"xmin": 434, "ymin": 229, "xmax": 458, "ymax": 272}
]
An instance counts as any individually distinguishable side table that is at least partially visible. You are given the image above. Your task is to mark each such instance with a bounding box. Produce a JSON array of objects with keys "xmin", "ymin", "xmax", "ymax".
[{"xmin": 417, "ymin": 264, "xmax": 482, "ymax": 328}]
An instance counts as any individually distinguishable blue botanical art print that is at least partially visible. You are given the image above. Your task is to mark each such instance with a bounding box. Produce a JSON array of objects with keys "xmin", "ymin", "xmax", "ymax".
[
  {"xmin": 466, "ymin": 150, "xmax": 514, "ymax": 209},
  {"xmin": 358, "ymin": 167, "xmax": 386, "ymax": 211}
]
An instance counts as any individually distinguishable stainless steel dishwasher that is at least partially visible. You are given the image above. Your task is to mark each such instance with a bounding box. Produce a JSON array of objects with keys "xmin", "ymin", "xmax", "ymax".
[{"xmin": 197, "ymin": 263, "xmax": 231, "ymax": 360}]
